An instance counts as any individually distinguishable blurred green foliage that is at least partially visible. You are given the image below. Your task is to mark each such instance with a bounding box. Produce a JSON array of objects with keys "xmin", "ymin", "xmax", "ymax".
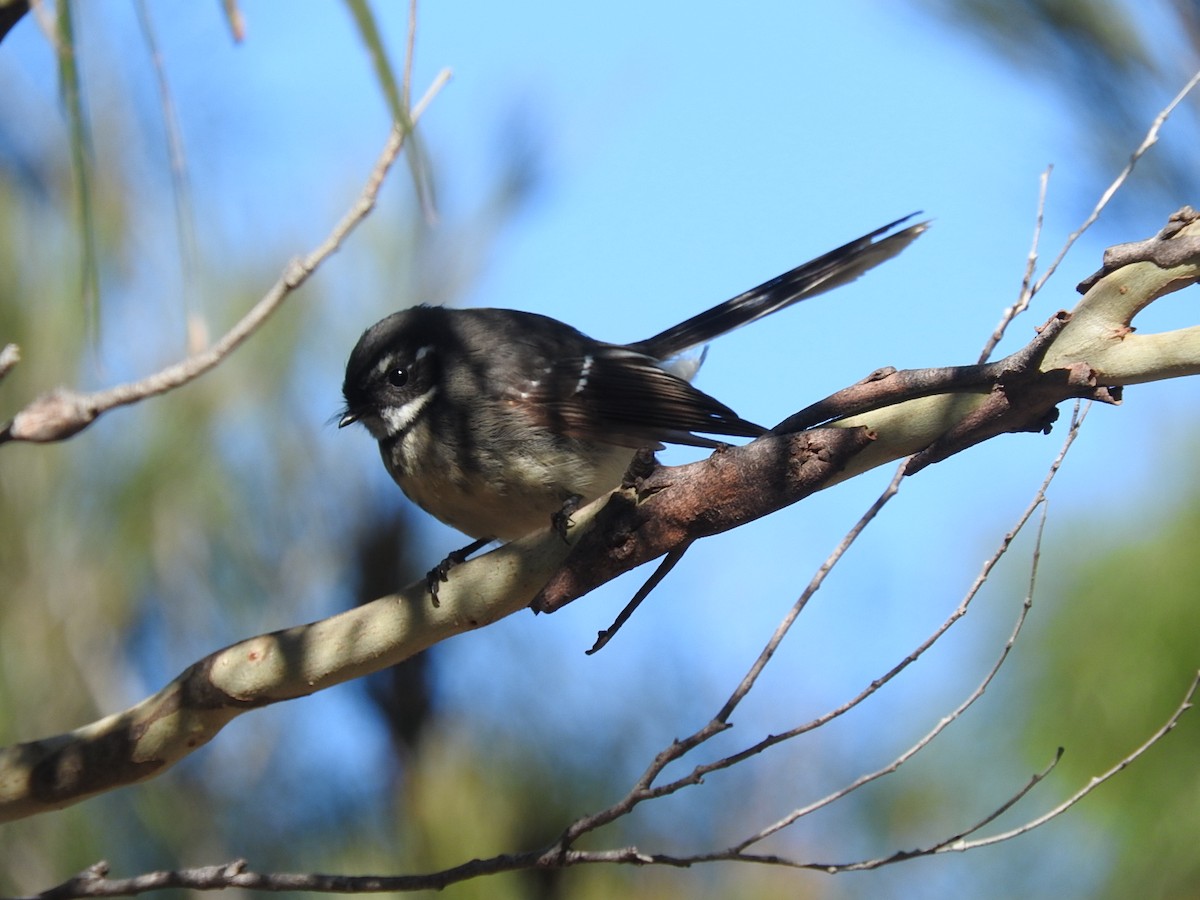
[{"xmin": 1019, "ymin": 494, "xmax": 1200, "ymax": 899}]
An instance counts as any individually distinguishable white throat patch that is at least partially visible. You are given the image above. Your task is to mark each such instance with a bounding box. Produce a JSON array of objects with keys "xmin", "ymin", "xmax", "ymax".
[{"xmin": 381, "ymin": 385, "xmax": 437, "ymax": 437}]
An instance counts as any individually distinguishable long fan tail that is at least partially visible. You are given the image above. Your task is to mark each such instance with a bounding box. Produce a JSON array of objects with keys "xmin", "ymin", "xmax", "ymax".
[{"xmin": 630, "ymin": 213, "xmax": 928, "ymax": 360}]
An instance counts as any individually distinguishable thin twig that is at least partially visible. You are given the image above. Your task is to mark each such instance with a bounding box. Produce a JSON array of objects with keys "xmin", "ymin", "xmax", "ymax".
[
  {"xmin": 952, "ymin": 670, "xmax": 1199, "ymax": 852},
  {"xmin": 979, "ymin": 164, "xmax": 1051, "ymax": 363},
  {"xmin": 715, "ymin": 464, "xmax": 906, "ymax": 725},
  {"xmin": 587, "ymin": 544, "xmax": 691, "ymax": 654},
  {"xmin": 19, "ymin": 853, "xmax": 540, "ymax": 899},
  {"xmin": 739, "ymin": 669, "xmax": 1194, "ymax": 871},
  {"xmin": 1030, "ymin": 67, "xmax": 1200, "ymax": 299},
  {"xmin": 742, "ymin": 494, "xmax": 1054, "ymax": 861},
  {"xmin": 0, "ymin": 68, "xmax": 452, "ymax": 446},
  {"xmin": 978, "ymin": 68, "xmax": 1200, "ymax": 366},
  {"xmin": 631, "ymin": 403, "xmax": 1084, "ymax": 810}
]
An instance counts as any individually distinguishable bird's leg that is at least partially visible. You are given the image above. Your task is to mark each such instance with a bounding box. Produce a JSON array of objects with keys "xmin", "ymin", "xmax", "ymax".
[
  {"xmin": 551, "ymin": 494, "xmax": 583, "ymax": 543},
  {"xmin": 426, "ymin": 537, "xmax": 492, "ymax": 605}
]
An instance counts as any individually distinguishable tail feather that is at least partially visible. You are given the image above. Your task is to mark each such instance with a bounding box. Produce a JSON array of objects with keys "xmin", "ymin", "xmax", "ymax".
[{"xmin": 630, "ymin": 213, "xmax": 928, "ymax": 360}]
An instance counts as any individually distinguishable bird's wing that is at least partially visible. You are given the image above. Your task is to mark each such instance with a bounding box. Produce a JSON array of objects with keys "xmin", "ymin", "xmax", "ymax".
[{"xmin": 510, "ymin": 345, "xmax": 765, "ymax": 450}]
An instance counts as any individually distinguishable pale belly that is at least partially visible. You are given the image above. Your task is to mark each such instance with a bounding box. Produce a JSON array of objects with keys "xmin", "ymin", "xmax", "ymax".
[{"xmin": 389, "ymin": 442, "xmax": 636, "ymax": 541}]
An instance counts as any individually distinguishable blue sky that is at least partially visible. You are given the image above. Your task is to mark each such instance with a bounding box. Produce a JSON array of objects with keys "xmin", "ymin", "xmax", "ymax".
[{"xmin": 5, "ymin": 2, "xmax": 1197, "ymax": 895}]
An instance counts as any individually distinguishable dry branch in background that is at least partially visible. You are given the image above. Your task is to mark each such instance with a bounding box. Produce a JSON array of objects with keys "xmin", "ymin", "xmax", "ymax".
[{"xmin": 0, "ymin": 69, "xmax": 450, "ymax": 447}]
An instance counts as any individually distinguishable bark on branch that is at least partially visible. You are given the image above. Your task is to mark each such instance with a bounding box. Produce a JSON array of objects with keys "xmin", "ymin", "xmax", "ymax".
[
  {"xmin": 1, "ymin": 208, "xmax": 1198, "ymax": 823},
  {"xmin": 537, "ymin": 206, "xmax": 1200, "ymax": 609}
]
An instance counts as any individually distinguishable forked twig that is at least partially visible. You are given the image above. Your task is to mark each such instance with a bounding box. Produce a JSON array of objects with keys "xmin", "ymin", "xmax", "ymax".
[
  {"xmin": 733, "ymin": 497, "xmax": 1051, "ymax": 853},
  {"xmin": 800, "ymin": 670, "xmax": 1198, "ymax": 871},
  {"xmin": 949, "ymin": 671, "xmax": 1198, "ymax": 852},
  {"xmin": 977, "ymin": 66, "xmax": 1200, "ymax": 366},
  {"xmin": 1031, "ymin": 67, "xmax": 1200, "ymax": 300}
]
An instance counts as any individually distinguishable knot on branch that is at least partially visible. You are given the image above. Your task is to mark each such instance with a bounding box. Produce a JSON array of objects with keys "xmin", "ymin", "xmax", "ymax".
[
  {"xmin": 1077, "ymin": 205, "xmax": 1200, "ymax": 292},
  {"xmin": 2, "ymin": 388, "xmax": 98, "ymax": 444}
]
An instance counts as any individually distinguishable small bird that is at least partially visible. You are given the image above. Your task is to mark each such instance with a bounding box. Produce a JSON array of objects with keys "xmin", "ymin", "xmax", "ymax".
[{"xmin": 341, "ymin": 215, "xmax": 925, "ymax": 558}]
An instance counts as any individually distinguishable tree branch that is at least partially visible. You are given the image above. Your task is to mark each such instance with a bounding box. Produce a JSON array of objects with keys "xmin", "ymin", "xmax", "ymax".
[
  {"xmin": 21, "ymin": 506, "xmax": 1196, "ymax": 894},
  {"xmin": 0, "ymin": 517, "xmax": 567, "ymax": 822},
  {"xmin": 3, "ymin": 209, "xmax": 1197, "ymax": 824},
  {"xmin": 535, "ymin": 207, "xmax": 1200, "ymax": 610},
  {"xmin": 0, "ymin": 68, "xmax": 452, "ymax": 447}
]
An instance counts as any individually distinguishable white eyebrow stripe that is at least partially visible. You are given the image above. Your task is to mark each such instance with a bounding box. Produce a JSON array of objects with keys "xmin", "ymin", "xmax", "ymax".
[{"xmin": 372, "ymin": 345, "xmax": 434, "ymax": 380}]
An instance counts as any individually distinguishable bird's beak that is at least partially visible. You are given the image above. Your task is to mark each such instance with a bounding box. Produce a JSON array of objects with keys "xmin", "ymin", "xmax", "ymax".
[{"xmin": 338, "ymin": 411, "xmax": 359, "ymax": 428}]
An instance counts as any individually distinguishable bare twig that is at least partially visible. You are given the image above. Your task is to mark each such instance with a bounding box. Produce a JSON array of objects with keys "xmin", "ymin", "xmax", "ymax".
[
  {"xmin": 220, "ymin": 0, "xmax": 245, "ymax": 43},
  {"xmin": 737, "ymin": 492, "xmax": 1052, "ymax": 860},
  {"xmin": 779, "ymin": 669, "xmax": 1198, "ymax": 871},
  {"xmin": 37, "ymin": 669, "xmax": 1191, "ymax": 896},
  {"xmin": 717, "ymin": 465, "xmax": 905, "ymax": 725},
  {"xmin": 587, "ymin": 543, "xmax": 691, "ymax": 654},
  {"xmin": 949, "ymin": 670, "xmax": 1199, "ymax": 851},
  {"xmin": 978, "ymin": 164, "xmax": 1051, "ymax": 363},
  {"xmin": 601, "ymin": 401, "xmax": 1085, "ymax": 820},
  {"xmin": 1030, "ymin": 67, "xmax": 1200, "ymax": 299},
  {"xmin": 975, "ymin": 67, "xmax": 1200, "ymax": 369},
  {"xmin": 0, "ymin": 67, "xmax": 451, "ymax": 446},
  {"xmin": 18, "ymin": 854, "xmax": 540, "ymax": 899}
]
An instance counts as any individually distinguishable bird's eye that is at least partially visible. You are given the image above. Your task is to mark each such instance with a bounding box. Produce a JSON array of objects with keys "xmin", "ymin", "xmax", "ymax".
[{"xmin": 387, "ymin": 368, "xmax": 409, "ymax": 388}]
